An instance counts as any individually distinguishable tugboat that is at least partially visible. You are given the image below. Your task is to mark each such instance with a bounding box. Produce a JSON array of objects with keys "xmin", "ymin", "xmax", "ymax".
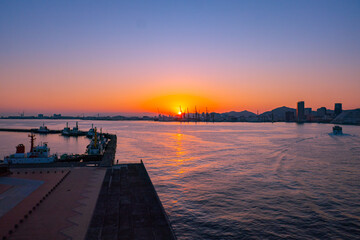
[
  {"xmin": 86, "ymin": 128, "xmax": 105, "ymax": 156},
  {"xmin": 38, "ymin": 122, "xmax": 50, "ymax": 133},
  {"xmin": 72, "ymin": 121, "xmax": 79, "ymax": 135},
  {"xmin": 62, "ymin": 122, "xmax": 71, "ymax": 136},
  {"xmin": 87, "ymin": 124, "xmax": 95, "ymax": 138},
  {"xmin": 3, "ymin": 133, "xmax": 57, "ymax": 164},
  {"xmin": 333, "ymin": 125, "xmax": 343, "ymax": 135},
  {"xmin": 62, "ymin": 122, "xmax": 83, "ymax": 136}
]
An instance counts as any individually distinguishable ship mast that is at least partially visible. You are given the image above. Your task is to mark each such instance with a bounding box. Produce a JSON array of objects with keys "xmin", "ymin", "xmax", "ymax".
[
  {"xmin": 94, "ymin": 127, "xmax": 97, "ymax": 148},
  {"xmin": 29, "ymin": 133, "xmax": 36, "ymax": 152}
]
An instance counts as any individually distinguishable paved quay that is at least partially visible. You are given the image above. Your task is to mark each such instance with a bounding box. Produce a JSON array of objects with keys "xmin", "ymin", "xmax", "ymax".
[
  {"xmin": 0, "ymin": 130, "xmax": 176, "ymax": 239},
  {"xmin": 0, "ymin": 177, "xmax": 43, "ymax": 218},
  {"xmin": 2, "ymin": 167, "xmax": 106, "ymax": 240},
  {"xmin": 0, "ymin": 164, "xmax": 176, "ymax": 240},
  {"xmin": 0, "ymin": 167, "xmax": 106, "ymax": 240},
  {"xmin": 0, "ymin": 169, "xmax": 69, "ymax": 238},
  {"xmin": 86, "ymin": 162, "xmax": 176, "ymax": 240}
]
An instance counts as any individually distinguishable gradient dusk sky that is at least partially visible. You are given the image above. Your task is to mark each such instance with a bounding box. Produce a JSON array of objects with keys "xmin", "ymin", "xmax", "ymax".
[{"xmin": 1, "ymin": 0, "xmax": 359, "ymax": 116}]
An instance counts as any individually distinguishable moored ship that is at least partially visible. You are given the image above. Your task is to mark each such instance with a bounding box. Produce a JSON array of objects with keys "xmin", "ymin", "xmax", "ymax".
[
  {"xmin": 3, "ymin": 133, "xmax": 57, "ymax": 164},
  {"xmin": 86, "ymin": 128, "xmax": 106, "ymax": 155},
  {"xmin": 87, "ymin": 124, "xmax": 95, "ymax": 138},
  {"xmin": 38, "ymin": 122, "xmax": 50, "ymax": 133},
  {"xmin": 62, "ymin": 122, "xmax": 85, "ymax": 136},
  {"xmin": 62, "ymin": 122, "xmax": 71, "ymax": 136}
]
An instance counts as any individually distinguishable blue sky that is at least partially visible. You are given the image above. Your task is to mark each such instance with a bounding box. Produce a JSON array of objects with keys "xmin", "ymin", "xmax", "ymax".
[{"xmin": 1, "ymin": 0, "xmax": 359, "ymax": 115}]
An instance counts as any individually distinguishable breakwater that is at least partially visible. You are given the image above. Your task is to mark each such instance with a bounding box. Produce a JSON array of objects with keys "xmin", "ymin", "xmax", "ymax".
[
  {"xmin": 0, "ymin": 128, "xmax": 90, "ymax": 135},
  {"xmin": 0, "ymin": 128, "xmax": 61, "ymax": 134}
]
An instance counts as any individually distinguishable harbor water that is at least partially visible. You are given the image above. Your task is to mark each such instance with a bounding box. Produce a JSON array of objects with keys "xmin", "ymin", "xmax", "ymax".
[{"xmin": 1, "ymin": 119, "xmax": 360, "ymax": 239}]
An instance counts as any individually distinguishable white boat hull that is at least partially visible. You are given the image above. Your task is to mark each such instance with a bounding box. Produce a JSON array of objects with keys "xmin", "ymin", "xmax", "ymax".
[{"xmin": 4, "ymin": 156, "xmax": 56, "ymax": 164}]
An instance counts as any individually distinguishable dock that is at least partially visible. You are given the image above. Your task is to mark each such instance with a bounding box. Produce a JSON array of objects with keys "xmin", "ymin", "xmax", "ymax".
[
  {"xmin": 0, "ymin": 128, "xmax": 176, "ymax": 239},
  {"xmin": 86, "ymin": 163, "xmax": 176, "ymax": 240},
  {"xmin": 99, "ymin": 134, "xmax": 117, "ymax": 167},
  {"xmin": 4, "ymin": 130, "xmax": 117, "ymax": 168}
]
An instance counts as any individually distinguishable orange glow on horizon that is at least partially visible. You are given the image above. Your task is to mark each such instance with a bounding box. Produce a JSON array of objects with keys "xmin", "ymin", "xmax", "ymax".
[{"xmin": 139, "ymin": 93, "xmax": 219, "ymax": 115}]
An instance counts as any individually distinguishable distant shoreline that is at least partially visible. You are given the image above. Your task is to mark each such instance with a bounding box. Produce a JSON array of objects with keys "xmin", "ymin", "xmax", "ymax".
[
  {"xmin": 2, "ymin": 107, "xmax": 359, "ymax": 125},
  {"xmin": 0, "ymin": 117, "xmax": 359, "ymax": 126}
]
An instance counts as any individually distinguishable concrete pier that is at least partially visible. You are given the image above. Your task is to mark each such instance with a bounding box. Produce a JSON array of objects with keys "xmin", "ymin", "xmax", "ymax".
[
  {"xmin": 99, "ymin": 134, "xmax": 117, "ymax": 167},
  {"xmin": 86, "ymin": 162, "xmax": 176, "ymax": 240}
]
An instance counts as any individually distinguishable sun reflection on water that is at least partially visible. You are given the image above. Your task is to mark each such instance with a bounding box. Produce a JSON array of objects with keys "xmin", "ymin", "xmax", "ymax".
[
  {"xmin": 175, "ymin": 133, "xmax": 185, "ymax": 157},
  {"xmin": 168, "ymin": 131, "xmax": 195, "ymax": 176}
]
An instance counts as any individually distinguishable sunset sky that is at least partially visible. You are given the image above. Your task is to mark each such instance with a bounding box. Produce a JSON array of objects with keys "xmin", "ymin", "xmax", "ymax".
[{"xmin": 1, "ymin": 0, "xmax": 359, "ymax": 116}]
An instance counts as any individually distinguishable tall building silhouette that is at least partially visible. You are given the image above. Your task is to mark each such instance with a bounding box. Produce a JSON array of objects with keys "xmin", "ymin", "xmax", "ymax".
[
  {"xmin": 334, "ymin": 103, "xmax": 342, "ymax": 116},
  {"xmin": 297, "ymin": 101, "xmax": 305, "ymax": 122}
]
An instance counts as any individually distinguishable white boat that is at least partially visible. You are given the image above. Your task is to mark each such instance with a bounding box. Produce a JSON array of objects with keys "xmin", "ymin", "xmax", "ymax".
[
  {"xmin": 38, "ymin": 122, "xmax": 49, "ymax": 133},
  {"xmin": 87, "ymin": 124, "xmax": 95, "ymax": 138},
  {"xmin": 72, "ymin": 121, "xmax": 79, "ymax": 134},
  {"xmin": 86, "ymin": 128, "xmax": 105, "ymax": 155},
  {"xmin": 3, "ymin": 134, "xmax": 56, "ymax": 164},
  {"xmin": 62, "ymin": 122, "xmax": 82, "ymax": 136},
  {"xmin": 62, "ymin": 122, "xmax": 71, "ymax": 136}
]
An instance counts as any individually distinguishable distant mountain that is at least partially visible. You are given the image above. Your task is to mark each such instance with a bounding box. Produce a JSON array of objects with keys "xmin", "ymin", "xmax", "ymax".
[
  {"xmin": 112, "ymin": 115, "xmax": 127, "ymax": 119},
  {"xmin": 223, "ymin": 110, "xmax": 257, "ymax": 118},
  {"xmin": 259, "ymin": 106, "xmax": 295, "ymax": 121},
  {"xmin": 331, "ymin": 109, "xmax": 360, "ymax": 125}
]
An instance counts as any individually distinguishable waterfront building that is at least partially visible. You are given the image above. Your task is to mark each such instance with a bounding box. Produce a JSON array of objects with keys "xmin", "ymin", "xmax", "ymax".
[
  {"xmin": 305, "ymin": 108, "xmax": 312, "ymax": 116},
  {"xmin": 304, "ymin": 108, "xmax": 312, "ymax": 121},
  {"xmin": 285, "ymin": 111, "xmax": 295, "ymax": 122},
  {"xmin": 317, "ymin": 107, "xmax": 327, "ymax": 117},
  {"xmin": 297, "ymin": 101, "xmax": 305, "ymax": 122},
  {"xmin": 335, "ymin": 103, "xmax": 342, "ymax": 116}
]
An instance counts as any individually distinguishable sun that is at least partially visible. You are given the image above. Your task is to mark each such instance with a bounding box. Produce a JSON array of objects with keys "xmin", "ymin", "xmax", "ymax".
[{"xmin": 140, "ymin": 93, "xmax": 218, "ymax": 115}]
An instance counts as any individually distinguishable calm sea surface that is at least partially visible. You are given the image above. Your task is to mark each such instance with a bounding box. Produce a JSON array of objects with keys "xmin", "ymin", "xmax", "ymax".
[{"xmin": 1, "ymin": 119, "xmax": 360, "ymax": 239}]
